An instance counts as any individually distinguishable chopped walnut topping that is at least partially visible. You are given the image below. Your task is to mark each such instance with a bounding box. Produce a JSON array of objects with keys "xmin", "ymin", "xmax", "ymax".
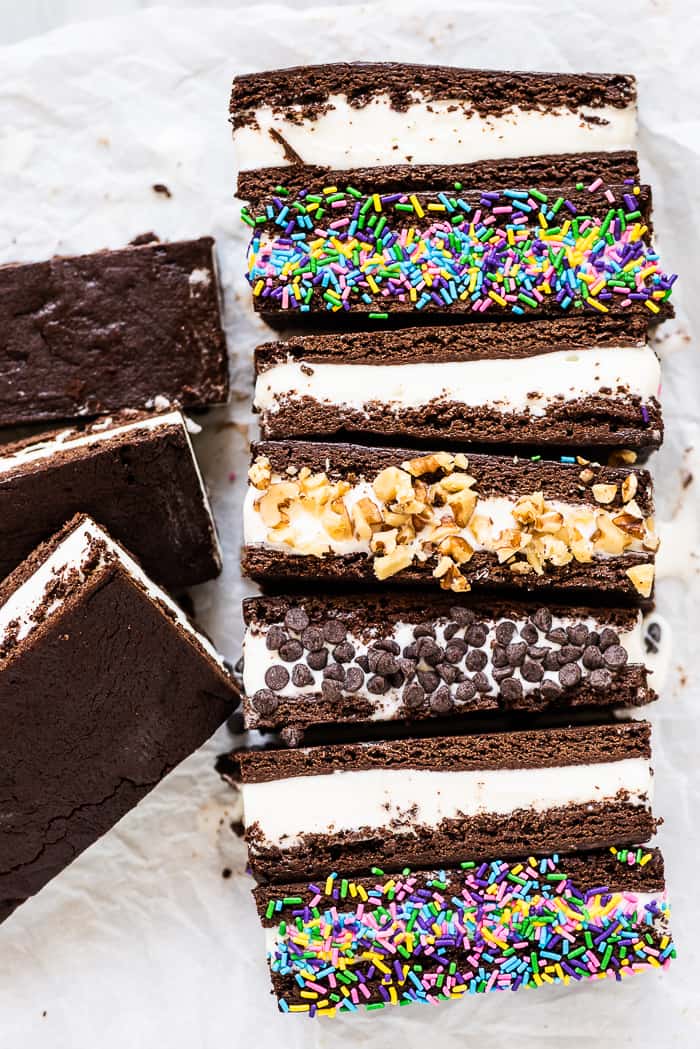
[
  {"xmin": 249, "ymin": 455, "xmax": 272, "ymax": 490},
  {"xmin": 621, "ymin": 474, "xmax": 638, "ymax": 503},
  {"xmin": 374, "ymin": 544, "xmax": 414, "ymax": 580},
  {"xmin": 609, "ymin": 448, "xmax": 638, "ymax": 467},
  {"xmin": 592, "ymin": 483, "xmax": 618, "ymax": 505},
  {"xmin": 626, "ymin": 563, "xmax": 655, "ymax": 597},
  {"xmin": 579, "ymin": 467, "xmax": 595, "ymax": 485}
]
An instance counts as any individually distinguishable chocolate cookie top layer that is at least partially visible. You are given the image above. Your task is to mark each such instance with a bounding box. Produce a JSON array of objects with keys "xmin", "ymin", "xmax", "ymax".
[{"xmin": 0, "ymin": 236, "xmax": 229, "ymax": 427}]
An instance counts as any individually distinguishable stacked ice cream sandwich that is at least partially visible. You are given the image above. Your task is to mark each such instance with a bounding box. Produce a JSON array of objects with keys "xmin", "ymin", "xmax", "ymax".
[{"xmin": 229, "ymin": 63, "xmax": 678, "ymax": 1015}]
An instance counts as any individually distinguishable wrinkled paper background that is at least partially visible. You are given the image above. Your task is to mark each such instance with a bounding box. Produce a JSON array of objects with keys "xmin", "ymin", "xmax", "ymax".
[{"xmin": 0, "ymin": 3, "xmax": 698, "ymax": 1045}]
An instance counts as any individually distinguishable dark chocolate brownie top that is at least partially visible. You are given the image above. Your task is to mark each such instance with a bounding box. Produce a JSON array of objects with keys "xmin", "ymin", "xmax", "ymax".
[
  {"xmin": 231, "ymin": 64, "xmax": 636, "ymax": 126},
  {"xmin": 237, "ymin": 719, "xmax": 650, "ymax": 782},
  {"xmin": 255, "ymin": 314, "xmax": 649, "ymax": 370},
  {"xmin": 251, "ymin": 439, "xmax": 654, "ymax": 515}
]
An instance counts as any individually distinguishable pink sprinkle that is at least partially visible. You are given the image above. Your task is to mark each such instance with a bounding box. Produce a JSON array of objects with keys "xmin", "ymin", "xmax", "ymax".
[
  {"xmin": 588, "ymin": 177, "xmax": 603, "ymax": 192},
  {"xmin": 605, "ymin": 189, "xmax": 615, "ymax": 204}
]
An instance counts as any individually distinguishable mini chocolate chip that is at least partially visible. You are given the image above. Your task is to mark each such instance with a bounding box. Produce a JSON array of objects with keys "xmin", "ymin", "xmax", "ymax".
[
  {"xmin": 588, "ymin": 630, "xmax": 600, "ymax": 646},
  {"xmin": 437, "ymin": 663, "xmax": 458, "ymax": 685},
  {"xmin": 466, "ymin": 649, "xmax": 488, "ymax": 672},
  {"xmin": 520, "ymin": 623, "xmax": 538, "ymax": 645},
  {"xmin": 582, "ymin": 646, "xmax": 604, "ymax": 670},
  {"xmin": 443, "ymin": 622, "xmax": 460, "ymax": 640},
  {"xmin": 533, "ymin": 608, "xmax": 552, "ymax": 633},
  {"xmin": 323, "ymin": 619, "xmax": 346, "ymax": 644},
  {"xmin": 301, "ymin": 626, "xmax": 325, "ymax": 651},
  {"xmin": 543, "ymin": 650, "xmax": 560, "ymax": 672},
  {"xmin": 355, "ymin": 654, "xmax": 369, "ymax": 672},
  {"xmin": 506, "ymin": 642, "xmax": 527, "ymax": 666},
  {"xmin": 528, "ymin": 645, "xmax": 548, "ymax": 661},
  {"xmin": 419, "ymin": 640, "xmax": 443, "ymax": 666},
  {"xmin": 403, "ymin": 683, "xmax": 425, "ymax": 709},
  {"xmin": 376, "ymin": 652, "xmax": 399, "ymax": 676},
  {"xmin": 567, "ymin": 623, "xmax": 589, "ymax": 646},
  {"xmin": 455, "ymin": 680, "xmax": 477, "ymax": 703},
  {"xmin": 387, "ymin": 671, "xmax": 405, "ymax": 689},
  {"xmin": 321, "ymin": 680, "xmax": 342, "ymax": 701},
  {"xmin": 292, "ymin": 664, "xmax": 314, "ymax": 687},
  {"xmin": 541, "ymin": 680, "xmax": 563, "ymax": 700},
  {"xmin": 252, "ymin": 689, "xmax": 278, "ymax": 714},
  {"xmin": 521, "ymin": 659, "xmax": 544, "ymax": 683},
  {"xmin": 444, "ymin": 638, "xmax": 468, "ymax": 663},
  {"xmin": 264, "ymin": 665, "xmax": 290, "ymax": 691},
  {"xmin": 648, "ymin": 622, "xmax": 662, "ymax": 642},
  {"xmin": 559, "ymin": 645, "xmax": 583, "ymax": 664},
  {"xmin": 546, "ymin": 628, "xmax": 568, "ymax": 646},
  {"xmin": 367, "ymin": 648, "xmax": 383, "ymax": 673},
  {"xmin": 265, "ymin": 625, "xmax": 287, "ymax": 651},
  {"xmin": 599, "ymin": 627, "xmax": 620, "ymax": 650},
  {"xmin": 430, "ymin": 687, "xmax": 453, "ymax": 713},
  {"xmin": 414, "ymin": 622, "xmax": 436, "ymax": 639},
  {"xmin": 493, "ymin": 665, "xmax": 514, "ymax": 682},
  {"xmin": 227, "ymin": 710, "xmax": 245, "ymax": 734},
  {"xmin": 284, "ymin": 607, "xmax": 309, "ymax": 633},
  {"xmin": 495, "ymin": 621, "xmax": 516, "ymax": 645},
  {"xmin": 333, "ymin": 641, "xmax": 356, "ymax": 663},
  {"xmin": 417, "ymin": 669, "xmax": 440, "ymax": 693},
  {"xmin": 473, "ymin": 672, "xmax": 491, "ymax": 693},
  {"xmin": 402, "ymin": 643, "xmax": 419, "ymax": 661},
  {"xmin": 501, "ymin": 678, "xmax": 523, "ymax": 702},
  {"xmin": 450, "ymin": 606, "xmax": 475, "ymax": 626},
  {"xmin": 345, "ymin": 666, "xmax": 365, "ymax": 692},
  {"xmin": 466, "ymin": 623, "xmax": 488, "ymax": 647},
  {"xmin": 279, "ymin": 639, "xmax": 304, "ymax": 662},
  {"xmin": 492, "ymin": 646, "xmax": 508, "ymax": 668},
  {"xmin": 590, "ymin": 667, "xmax": 613, "ymax": 690},
  {"xmin": 374, "ymin": 639, "xmax": 400, "ymax": 654},
  {"xmin": 398, "ymin": 658, "xmax": 417, "ymax": 680},
  {"xmin": 367, "ymin": 674, "xmax": 388, "ymax": 694},
  {"xmin": 559, "ymin": 663, "xmax": 582, "ymax": 688},
  {"xmin": 323, "ymin": 663, "xmax": 346, "ymax": 683},
  {"xmin": 603, "ymin": 644, "xmax": 628, "ymax": 670},
  {"xmin": 307, "ymin": 648, "xmax": 328, "ymax": 671}
]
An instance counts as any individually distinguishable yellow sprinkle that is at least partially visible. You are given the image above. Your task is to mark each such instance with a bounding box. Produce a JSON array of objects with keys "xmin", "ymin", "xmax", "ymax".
[
  {"xmin": 410, "ymin": 195, "xmax": 425, "ymax": 219},
  {"xmin": 373, "ymin": 193, "xmax": 382, "ymax": 212},
  {"xmin": 409, "ymin": 287, "xmax": 418, "ymax": 302},
  {"xmin": 482, "ymin": 927, "xmax": 509, "ymax": 950},
  {"xmin": 374, "ymin": 960, "xmax": 391, "ymax": 975},
  {"xmin": 589, "ymin": 280, "xmax": 605, "ymax": 297},
  {"xmin": 289, "ymin": 1004, "xmax": 310, "ymax": 1012},
  {"xmin": 648, "ymin": 956, "xmax": 661, "ymax": 968},
  {"xmin": 639, "ymin": 853, "xmax": 651, "ymax": 866},
  {"xmin": 587, "ymin": 298, "xmax": 609, "ymax": 313},
  {"xmin": 507, "ymin": 229, "xmax": 515, "ymax": 245},
  {"xmin": 633, "ymin": 185, "xmax": 641, "ymax": 194},
  {"xmin": 532, "ymin": 973, "xmax": 542, "ymax": 986},
  {"xmin": 645, "ymin": 300, "xmax": 661, "ymax": 314},
  {"xmin": 661, "ymin": 936, "xmax": 670, "ymax": 949},
  {"xmin": 610, "ymin": 847, "xmax": 618, "ymax": 855},
  {"xmin": 325, "ymin": 877, "xmax": 335, "ymax": 896},
  {"xmin": 389, "ymin": 986, "xmax": 398, "ymax": 1004},
  {"xmin": 322, "ymin": 186, "xmax": 338, "ymax": 195},
  {"xmin": 358, "ymin": 885, "xmax": 368, "ymax": 901},
  {"xmin": 318, "ymin": 1007, "xmax": 336, "ymax": 1017},
  {"xmin": 300, "ymin": 990, "xmax": 319, "ymax": 1000},
  {"xmin": 427, "ymin": 203, "xmax": 446, "ymax": 211},
  {"xmin": 253, "ymin": 279, "xmax": 264, "ymax": 296},
  {"xmin": 349, "ymin": 882, "xmax": 357, "ymax": 898},
  {"xmin": 366, "ymin": 275, "xmax": 379, "ymax": 294},
  {"xmin": 488, "ymin": 290, "xmax": 507, "ymax": 307}
]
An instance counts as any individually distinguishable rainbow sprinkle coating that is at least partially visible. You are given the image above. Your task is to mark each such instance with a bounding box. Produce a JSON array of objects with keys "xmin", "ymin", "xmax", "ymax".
[
  {"xmin": 243, "ymin": 179, "xmax": 677, "ymax": 317},
  {"xmin": 263, "ymin": 849, "xmax": 674, "ymax": 1016}
]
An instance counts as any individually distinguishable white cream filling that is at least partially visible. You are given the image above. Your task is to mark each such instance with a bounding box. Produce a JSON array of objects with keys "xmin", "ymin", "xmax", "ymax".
[
  {"xmin": 243, "ymin": 758, "xmax": 652, "ymax": 848},
  {"xmin": 243, "ymin": 482, "xmax": 649, "ymax": 560},
  {"xmin": 234, "ymin": 95, "xmax": 637, "ymax": 171},
  {"xmin": 242, "ymin": 612, "xmax": 646, "ymax": 712},
  {"xmin": 0, "ymin": 517, "xmax": 224, "ymax": 666},
  {"xmin": 0, "ymin": 410, "xmax": 222, "ymax": 569},
  {"xmin": 254, "ymin": 347, "xmax": 660, "ymax": 419}
]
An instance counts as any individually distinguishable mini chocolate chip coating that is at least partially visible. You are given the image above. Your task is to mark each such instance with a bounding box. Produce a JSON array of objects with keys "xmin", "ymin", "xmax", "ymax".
[
  {"xmin": 521, "ymin": 658, "xmax": 544, "ymax": 682},
  {"xmin": 264, "ymin": 665, "xmax": 290, "ymax": 691},
  {"xmin": 583, "ymin": 645, "xmax": 604, "ymax": 670},
  {"xmin": 501, "ymin": 678, "xmax": 523, "ymax": 701},
  {"xmin": 444, "ymin": 639, "xmax": 467, "ymax": 663},
  {"xmin": 507, "ymin": 642, "xmax": 527, "ymax": 666},
  {"xmin": 430, "ymin": 687, "xmax": 453, "ymax": 713},
  {"xmin": 323, "ymin": 663, "xmax": 345, "ymax": 683},
  {"xmin": 603, "ymin": 644, "xmax": 629, "ymax": 669},
  {"xmin": 559, "ymin": 662, "xmax": 582, "ymax": 688},
  {"xmin": 403, "ymin": 683, "xmax": 425, "ymax": 709},
  {"xmin": 450, "ymin": 606, "xmax": 475, "ymax": 626},
  {"xmin": 375, "ymin": 651, "xmax": 399, "ymax": 676},
  {"xmin": 590, "ymin": 667, "xmax": 613, "ymax": 690},
  {"xmin": 301, "ymin": 626, "xmax": 325, "ymax": 651},
  {"xmin": 495, "ymin": 621, "xmax": 516, "ymax": 645},
  {"xmin": 333, "ymin": 641, "xmax": 355, "ymax": 663},
  {"xmin": 367, "ymin": 674, "xmax": 388, "ymax": 694},
  {"xmin": 291, "ymin": 664, "xmax": 313, "ymax": 687},
  {"xmin": 465, "ymin": 649, "xmax": 488, "ymax": 672},
  {"xmin": 567, "ymin": 623, "xmax": 589, "ymax": 646},
  {"xmin": 252, "ymin": 689, "xmax": 279, "ymax": 714},
  {"xmin": 414, "ymin": 623, "xmax": 436, "ymax": 639},
  {"xmin": 417, "ymin": 669, "xmax": 440, "ymax": 693},
  {"xmin": 533, "ymin": 608, "xmax": 552, "ymax": 633},
  {"xmin": 455, "ymin": 680, "xmax": 477, "ymax": 703},
  {"xmin": 284, "ymin": 607, "xmax": 309, "ymax": 633},
  {"xmin": 473, "ymin": 672, "xmax": 491, "ymax": 693},
  {"xmin": 520, "ymin": 623, "xmax": 538, "ymax": 645},
  {"xmin": 345, "ymin": 666, "xmax": 365, "ymax": 692},
  {"xmin": 265, "ymin": 625, "xmax": 287, "ymax": 651},
  {"xmin": 321, "ymin": 680, "xmax": 341, "ymax": 701},
  {"xmin": 599, "ymin": 627, "xmax": 619, "ymax": 650},
  {"xmin": 466, "ymin": 623, "xmax": 488, "ymax": 647},
  {"xmin": 322, "ymin": 619, "xmax": 346, "ymax": 644},
  {"xmin": 278, "ymin": 639, "xmax": 304, "ymax": 662}
]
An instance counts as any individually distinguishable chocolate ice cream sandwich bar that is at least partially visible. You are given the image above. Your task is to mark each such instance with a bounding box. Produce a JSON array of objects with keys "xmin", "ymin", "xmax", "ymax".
[
  {"xmin": 234, "ymin": 720, "xmax": 656, "ymax": 882},
  {"xmin": 256, "ymin": 847, "xmax": 673, "ymax": 1014},
  {"xmin": 242, "ymin": 593, "xmax": 655, "ymax": 741},
  {"xmin": 0, "ymin": 409, "xmax": 221, "ymax": 591},
  {"xmin": 0, "ymin": 515, "xmax": 239, "ymax": 922},
  {"xmin": 231, "ymin": 63, "xmax": 637, "ymax": 172},
  {"xmin": 0, "ymin": 236, "xmax": 228, "ymax": 428},
  {"xmin": 243, "ymin": 178, "xmax": 676, "ymax": 324},
  {"xmin": 253, "ymin": 315, "xmax": 663, "ymax": 453},
  {"xmin": 243, "ymin": 441, "xmax": 658, "ymax": 603}
]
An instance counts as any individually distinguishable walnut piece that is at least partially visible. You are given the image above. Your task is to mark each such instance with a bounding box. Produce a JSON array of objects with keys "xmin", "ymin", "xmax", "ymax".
[{"xmin": 626, "ymin": 563, "xmax": 655, "ymax": 597}]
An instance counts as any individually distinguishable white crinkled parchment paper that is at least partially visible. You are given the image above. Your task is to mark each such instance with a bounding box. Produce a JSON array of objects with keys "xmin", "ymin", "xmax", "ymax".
[{"xmin": 0, "ymin": 3, "xmax": 698, "ymax": 1045}]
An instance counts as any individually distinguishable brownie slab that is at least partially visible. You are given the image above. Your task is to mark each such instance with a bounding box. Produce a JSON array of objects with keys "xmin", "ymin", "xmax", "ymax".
[
  {"xmin": 0, "ymin": 409, "xmax": 221, "ymax": 591},
  {"xmin": 253, "ymin": 316, "xmax": 662, "ymax": 453},
  {"xmin": 231, "ymin": 63, "xmax": 637, "ymax": 171},
  {"xmin": 233, "ymin": 720, "xmax": 656, "ymax": 882},
  {"xmin": 243, "ymin": 440, "xmax": 658, "ymax": 603},
  {"xmin": 242, "ymin": 593, "xmax": 655, "ymax": 742},
  {"xmin": 0, "ymin": 236, "xmax": 229, "ymax": 427},
  {"xmin": 243, "ymin": 178, "xmax": 676, "ymax": 324},
  {"xmin": 0, "ymin": 515, "xmax": 239, "ymax": 922},
  {"xmin": 255, "ymin": 847, "xmax": 673, "ymax": 1014}
]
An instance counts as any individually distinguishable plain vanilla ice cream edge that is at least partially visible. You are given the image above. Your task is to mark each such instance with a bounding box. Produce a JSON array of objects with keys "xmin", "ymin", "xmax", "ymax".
[
  {"xmin": 242, "ymin": 759, "xmax": 653, "ymax": 847},
  {"xmin": 234, "ymin": 96, "xmax": 637, "ymax": 171},
  {"xmin": 254, "ymin": 346, "xmax": 660, "ymax": 417},
  {"xmin": 0, "ymin": 517, "xmax": 225, "ymax": 667}
]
